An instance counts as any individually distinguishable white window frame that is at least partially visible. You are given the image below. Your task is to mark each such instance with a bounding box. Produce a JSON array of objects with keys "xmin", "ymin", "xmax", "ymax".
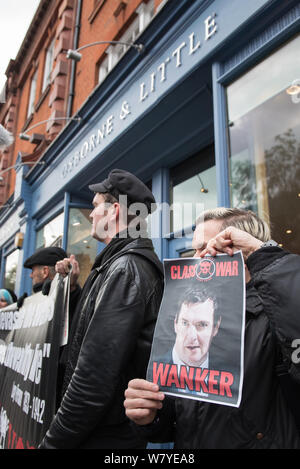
[
  {"xmin": 98, "ymin": 0, "xmax": 154, "ymax": 85},
  {"xmin": 42, "ymin": 37, "xmax": 55, "ymax": 92},
  {"xmin": 27, "ymin": 69, "xmax": 38, "ymax": 117},
  {"xmin": 98, "ymin": 55, "xmax": 109, "ymax": 83}
]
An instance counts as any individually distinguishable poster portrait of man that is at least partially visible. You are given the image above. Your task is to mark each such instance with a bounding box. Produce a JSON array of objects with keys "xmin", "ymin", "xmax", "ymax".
[
  {"xmin": 147, "ymin": 252, "xmax": 245, "ymax": 407},
  {"xmin": 172, "ymin": 288, "xmax": 221, "ymax": 370}
]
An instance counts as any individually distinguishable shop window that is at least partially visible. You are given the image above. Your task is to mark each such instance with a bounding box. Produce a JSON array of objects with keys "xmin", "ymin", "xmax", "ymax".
[
  {"xmin": 4, "ymin": 249, "xmax": 19, "ymax": 293},
  {"xmin": 42, "ymin": 37, "xmax": 55, "ymax": 93},
  {"xmin": 27, "ymin": 68, "xmax": 38, "ymax": 117},
  {"xmin": 36, "ymin": 212, "xmax": 64, "ymax": 249},
  {"xmin": 98, "ymin": 0, "xmax": 154, "ymax": 84},
  {"xmin": 226, "ymin": 33, "xmax": 300, "ymax": 254},
  {"xmin": 67, "ymin": 208, "xmax": 98, "ymax": 286},
  {"xmin": 170, "ymin": 145, "xmax": 217, "ymax": 233}
]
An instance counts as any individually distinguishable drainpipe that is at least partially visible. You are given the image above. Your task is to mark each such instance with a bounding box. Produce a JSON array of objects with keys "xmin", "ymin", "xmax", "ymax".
[{"xmin": 67, "ymin": 0, "xmax": 82, "ymax": 117}]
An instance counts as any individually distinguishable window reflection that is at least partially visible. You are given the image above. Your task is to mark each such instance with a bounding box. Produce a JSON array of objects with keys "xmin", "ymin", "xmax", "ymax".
[
  {"xmin": 67, "ymin": 208, "xmax": 98, "ymax": 286},
  {"xmin": 36, "ymin": 212, "xmax": 64, "ymax": 248},
  {"xmin": 170, "ymin": 145, "xmax": 217, "ymax": 233},
  {"xmin": 5, "ymin": 250, "xmax": 19, "ymax": 292},
  {"xmin": 227, "ymin": 34, "xmax": 300, "ymax": 254}
]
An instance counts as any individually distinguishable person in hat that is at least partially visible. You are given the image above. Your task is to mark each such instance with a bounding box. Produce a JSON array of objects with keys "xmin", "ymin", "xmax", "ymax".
[
  {"xmin": 23, "ymin": 246, "xmax": 74, "ymax": 294},
  {"xmin": 0, "ymin": 289, "xmax": 15, "ymax": 308},
  {"xmin": 39, "ymin": 169, "xmax": 164, "ymax": 449}
]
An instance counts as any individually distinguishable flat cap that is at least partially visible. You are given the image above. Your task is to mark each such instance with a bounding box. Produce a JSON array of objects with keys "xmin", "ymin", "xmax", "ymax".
[
  {"xmin": 24, "ymin": 247, "xmax": 67, "ymax": 269},
  {"xmin": 89, "ymin": 169, "xmax": 156, "ymax": 215}
]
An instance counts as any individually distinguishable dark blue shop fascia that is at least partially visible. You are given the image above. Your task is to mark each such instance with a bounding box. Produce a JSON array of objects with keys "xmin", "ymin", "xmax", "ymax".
[{"xmin": 3, "ymin": 0, "xmax": 299, "ymax": 294}]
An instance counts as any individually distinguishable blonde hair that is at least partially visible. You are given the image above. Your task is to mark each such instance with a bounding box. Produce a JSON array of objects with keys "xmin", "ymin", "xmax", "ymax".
[{"xmin": 196, "ymin": 207, "xmax": 271, "ymax": 242}]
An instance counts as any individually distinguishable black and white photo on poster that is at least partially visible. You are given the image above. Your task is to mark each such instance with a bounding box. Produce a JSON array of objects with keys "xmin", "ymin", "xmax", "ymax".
[
  {"xmin": 147, "ymin": 251, "xmax": 246, "ymax": 407},
  {"xmin": 0, "ymin": 273, "xmax": 69, "ymax": 449}
]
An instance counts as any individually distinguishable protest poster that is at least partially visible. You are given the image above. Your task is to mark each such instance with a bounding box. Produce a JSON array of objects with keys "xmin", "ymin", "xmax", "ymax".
[
  {"xmin": 0, "ymin": 274, "xmax": 69, "ymax": 449},
  {"xmin": 147, "ymin": 251, "xmax": 245, "ymax": 407}
]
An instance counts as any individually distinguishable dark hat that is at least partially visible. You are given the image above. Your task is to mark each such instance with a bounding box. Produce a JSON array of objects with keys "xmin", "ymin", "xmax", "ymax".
[
  {"xmin": 24, "ymin": 247, "xmax": 67, "ymax": 269},
  {"xmin": 89, "ymin": 169, "xmax": 156, "ymax": 215}
]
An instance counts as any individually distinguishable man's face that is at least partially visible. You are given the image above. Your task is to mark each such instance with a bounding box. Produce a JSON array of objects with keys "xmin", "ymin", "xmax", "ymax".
[
  {"xmin": 30, "ymin": 265, "xmax": 49, "ymax": 286},
  {"xmin": 90, "ymin": 193, "xmax": 114, "ymax": 242},
  {"xmin": 174, "ymin": 299, "xmax": 220, "ymax": 367},
  {"xmin": 192, "ymin": 219, "xmax": 223, "ymax": 256}
]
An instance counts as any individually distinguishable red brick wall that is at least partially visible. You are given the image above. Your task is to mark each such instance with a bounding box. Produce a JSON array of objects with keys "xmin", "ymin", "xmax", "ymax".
[{"xmin": 71, "ymin": 0, "xmax": 165, "ymax": 113}]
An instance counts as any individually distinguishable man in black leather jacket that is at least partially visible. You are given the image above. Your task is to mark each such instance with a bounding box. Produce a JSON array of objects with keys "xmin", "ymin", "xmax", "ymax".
[
  {"xmin": 39, "ymin": 169, "xmax": 164, "ymax": 449},
  {"xmin": 125, "ymin": 208, "xmax": 300, "ymax": 449}
]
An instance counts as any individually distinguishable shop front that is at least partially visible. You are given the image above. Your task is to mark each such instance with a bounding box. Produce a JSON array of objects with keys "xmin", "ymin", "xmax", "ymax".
[{"xmin": 0, "ymin": 0, "xmax": 299, "ymax": 296}]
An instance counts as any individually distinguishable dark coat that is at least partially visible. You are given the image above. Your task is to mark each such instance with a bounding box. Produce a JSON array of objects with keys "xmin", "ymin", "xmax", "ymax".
[
  {"xmin": 39, "ymin": 237, "xmax": 164, "ymax": 449},
  {"xmin": 138, "ymin": 247, "xmax": 300, "ymax": 449}
]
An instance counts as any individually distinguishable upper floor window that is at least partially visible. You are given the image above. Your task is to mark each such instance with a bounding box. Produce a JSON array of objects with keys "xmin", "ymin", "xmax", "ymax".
[
  {"xmin": 98, "ymin": 0, "xmax": 154, "ymax": 84},
  {"xmin": 42, "ymin": 37, "xmax": 55, "ymax": 93},
  {"xmin": 27, "ymin": 68, "xmax": 38, "ymax": 117},
  {"xmin": 4, "ymin": 249, "xmax": 19, "ymax": 293}
]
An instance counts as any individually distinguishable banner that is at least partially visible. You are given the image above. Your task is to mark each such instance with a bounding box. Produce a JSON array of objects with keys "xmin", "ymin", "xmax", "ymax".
[
  {"xmin": 0, "ymin": 274, "xmax": 69, "ymax": 449},
  {"xmin": 147, "ymin": 252, "xmax": 245, "ymax": 407}
]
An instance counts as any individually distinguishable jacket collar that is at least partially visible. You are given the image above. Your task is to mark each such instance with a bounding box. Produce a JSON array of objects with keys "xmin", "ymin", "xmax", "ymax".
[
  {"xmin": 95, "ymin": 237, "xmax": 164, "ymax": 275},
  {"xmin": 246, "ymin": 281, "xmax": 264, "ymax": 316}
]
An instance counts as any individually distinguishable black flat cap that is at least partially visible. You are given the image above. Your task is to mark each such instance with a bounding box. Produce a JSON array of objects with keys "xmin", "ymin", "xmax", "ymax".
[
  {"xmin": 24, "ymin": 247, "xmax": 67, "ymax": 269},
  {"xmin": 89, "ymin": 169, "xmax": 156, "ymax": 215}
]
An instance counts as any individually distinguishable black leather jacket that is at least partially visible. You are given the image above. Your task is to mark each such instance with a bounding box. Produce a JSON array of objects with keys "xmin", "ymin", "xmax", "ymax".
[
  {"xmin": 39, "ymin": 237, "xmax": 164, "ymax": 449},
  {"xmin": 138, "ymin": 247, "xmax": 300, "ymax": 449}
]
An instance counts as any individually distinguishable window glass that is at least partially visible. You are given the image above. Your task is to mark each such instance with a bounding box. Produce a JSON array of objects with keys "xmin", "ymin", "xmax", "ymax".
[
  {"xmin": 36, "ymin": 212, "xmax": 64, "ymax": 248},
  {"xmin": 4, "ymin": 250, "xmax": 19, "ymax": 292},
  {"xmin": 67, "ymin": 208, "xmax": 98, "ymax": 286},
  {"xmin": 170, "ymin": 145, "xmax": 217, "ymax": 233},
  {"xmin": 227, "ymin": 34, "xmax": 300, "ymax": 254},
  {"xmin": 98, "ymin": 55, "xmax": 109, "ymax": 83},
  {"xmin": 27, "ymin": 69, "xmax": 38, "ymax": 117},
  {"xmin": 42, "ymin": 37, "xmax": 55, "ymax": 92},
  {"xmin": 98, "ymin": 1, "xmax": 154, "ymax": 84}
]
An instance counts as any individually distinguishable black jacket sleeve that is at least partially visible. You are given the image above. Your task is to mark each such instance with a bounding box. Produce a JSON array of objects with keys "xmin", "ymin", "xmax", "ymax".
[
  {"xmin": 132, "ymin": 396, "xmax": 176, "ymax": 444},
  {"xmin": 247, "ymin": 247, "xmax": 300, "ymax": 383}
]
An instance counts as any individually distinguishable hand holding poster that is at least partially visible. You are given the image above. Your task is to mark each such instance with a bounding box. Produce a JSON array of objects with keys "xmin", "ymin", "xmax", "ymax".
[
  {"xmin": 0, "ymin": 274, "xmax": 69, "ymax": 449},
  {"xmin": 147, "ymin": 252, "xmax": 245, "ymax": 407}
]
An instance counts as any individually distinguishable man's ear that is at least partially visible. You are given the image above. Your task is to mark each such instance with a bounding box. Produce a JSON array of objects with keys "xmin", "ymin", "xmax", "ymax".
[
  {"xmin": 42, "ymin": 265, "xmax": 50, "ymax": 280},
  {"xmin": 115, "ymin": 203, "xmax": 129, "ymax": 227},
  {"xmin": 113, "ymin": 202, "xmax": 120, "ymax": 218}
]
